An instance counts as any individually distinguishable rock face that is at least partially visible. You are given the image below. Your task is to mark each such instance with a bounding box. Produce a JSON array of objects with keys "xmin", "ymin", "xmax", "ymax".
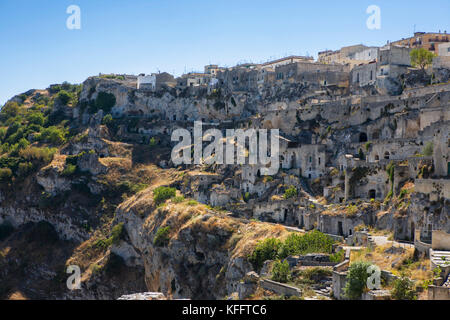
[{"xmin": 113, "ymin": 188, "xmax": 288, "ymax": 300}]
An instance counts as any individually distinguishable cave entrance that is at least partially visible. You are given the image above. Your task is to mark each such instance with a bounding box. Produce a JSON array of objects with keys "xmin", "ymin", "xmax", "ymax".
[
  {"xmin": 369, "ymin": 189, "xmax": 376, "ymax": 200},
  {"xmin": 359, "ymin": 132, "xmax": 368, "ymax": 143}
]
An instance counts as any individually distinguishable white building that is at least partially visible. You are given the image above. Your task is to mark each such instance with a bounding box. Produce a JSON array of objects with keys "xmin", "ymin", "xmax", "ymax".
[{"xmin": 137, "ymin": 74, "xmax": 156, "ymax": 90}]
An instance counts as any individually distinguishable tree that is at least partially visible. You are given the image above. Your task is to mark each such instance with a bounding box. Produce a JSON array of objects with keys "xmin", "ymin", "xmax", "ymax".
[
  {"xmin": 249, "ymin": 238, "xmax": 282, "ymax": 271},
  {"xmin": 0, "ymin": 168, "xmax": 13, "ymax": 182},
  {"xmin": 56, "ymin": 90, "xmax": 72, "ymax": 105},
  {"xmin": 95, "ymin": 92, "xmax": 116, "ymax": 113},
  {"xmin": 392, "ymin": 272, "xmax": 417, "ymax": 300},
  {"xmin": 344, "ymin": 261, "xmax": 374, "ymax": 299},
  {"xmin": 272, "ymin": 260, "xmax": 291, "ymax": 283},
  {"xmin": 410, "ymin": 48, "xmax": 435, "ymax": 70},
  {"xmin": 283, "ymin": 186, "xmax": 298, "ymax": 199}
]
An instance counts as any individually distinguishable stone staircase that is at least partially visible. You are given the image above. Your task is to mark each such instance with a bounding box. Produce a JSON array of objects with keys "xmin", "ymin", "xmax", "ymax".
[
  {"xmin": 367, "ymin": 235, "xmax": 376, "ymax": 247},
  {"xmin": 431, "ymin": 250, "xmax": 450, "ymax": 268}
]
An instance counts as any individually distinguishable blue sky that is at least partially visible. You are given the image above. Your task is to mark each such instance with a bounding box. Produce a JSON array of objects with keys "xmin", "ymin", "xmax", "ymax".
[{"xmin": 1, "ymin": 0, "xmax": 449, "ymax": 105}]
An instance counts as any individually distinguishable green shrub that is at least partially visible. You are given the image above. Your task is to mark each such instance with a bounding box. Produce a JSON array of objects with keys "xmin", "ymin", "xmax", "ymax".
[
  {"xmin": 330, "ymin": 250, "xmax": 345, "ymax": 263},
  {"xmin": 187, "ymin": 200, "xmax": 198, "ymax": 206},
  {"xmin": 153, "ymin": 186, "xmax": 176, "ymax": 205},
  {"xmin": 95, "ymin": 92, "xmax": 116, "ymax": 113},
  {"xmin": 95, "ymin": 223, "xmax": 125, "ymax": 249},
  {"xmin": 37, "ymin": 126, "xmax": 67, "ymax": 145},
  {"xmin": 358, "ymin": 148, "xmax": 365, "ymax": 160},
  {"xmin": 56, "ymin": 90, "xmax": 72, "ymax": 105},
  {"xmin": 61, "ymin": 164, "xmax": 77, "ymax": 177},
  {"xmin": 301, "ymin": 267, "xmax": 332, "ymax": 281},
  {"xmin": 102, "ymin": 114, "xmax": 113, "ymax": 126},
  {"xmin": 0, "ymin": 102, "xmax": 20, "ymax": 120},
  {"xmin": 110, "ymin": 223, "xmax": 125, "ymax": 245},
  {"xmin": 344, "ymin": 261, "xmax": 374, "ymax": 299},
  {"xmin": 249, "ymin": 238, "xmax": 282, "ymax": 271},
  {"xmin": 26, "ymin": 111, "xmax": 45, "ymax": 126},
  {"xmin": 399, "ymin": 189, "xmax": 409, "ymax": 199},
  {"xmin": 153, "ymin": 226, "xmax": 171, "ymax": 247},
  {"xmin": 392, "ymin": 273, "xmax": 417, "ymax": 300},
  {"xmin": 278, "ymin": 230, "xmax": 334, "ymax": 259},
  {"xmin": 272, "ymin": 260, "xmax": 291, "ymax": 283},
  {"xmin": 17, "ymin": 161, "xmax": 34, "ymax": 177},
  {"xmin": 19, "ymin": 146, "xmax": 56, "ymax": 163},
  {"xmin": 172, "ymin": 196, "xmax": 185, "ymax": 203},
  {"xmin": 149, "ymin": 137, "xmax": 157, "ymax": 147},
  {"xmin": 0, "ymin": 168, "xmax": 12, "ymax": 182},
  {"xmin": 283, "ymin": 186, "xmax": 298, "ymax": 199}
]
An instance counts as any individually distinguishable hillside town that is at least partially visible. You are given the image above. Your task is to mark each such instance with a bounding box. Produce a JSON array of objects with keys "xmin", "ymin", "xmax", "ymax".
[{"xmin": 0, "ymin": 31, "xmax": 449, "ymax": 300}]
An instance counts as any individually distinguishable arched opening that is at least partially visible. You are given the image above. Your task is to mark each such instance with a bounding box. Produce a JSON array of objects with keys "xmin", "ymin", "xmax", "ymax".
[
  {"xmin": 256, "ymin": 170, "xmax": 261, "ymax": 178},
  {"xmin": 369, "ymin": 189, "xmax": 376, "ymax": 199},
  {"xmin": 375, "ymin": 155, "xmax": 380, "ymax": 161},
  {"xmin": 359, "ymin": 132, "xmax": 368, "ymax": 143},
  {"xmin": 384, "ymin": 151, "xmax": 390, "ymax": 160},
  {"xmin": 410, "ymin": 222, "xmax": 415, "ymax": 242}
]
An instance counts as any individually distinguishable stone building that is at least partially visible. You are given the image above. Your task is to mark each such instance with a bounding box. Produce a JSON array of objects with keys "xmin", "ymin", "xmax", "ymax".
[
  {"xmin": 177, "ymin": 72, "xmax": 211, "ymax": 88},
  {"xmin": 377, "ymin": 45, "xmax": 412, "ymax": 78},
  {"xmin": 432, "ymin": 122, "xmax": 450, "ymax": 177},
  {"xmin": 391, "ymin": 31, "xmax": 450, "ymax": 55},
  {"xmin": 318, "ymin": 44, "xmax": 369, "ymax": 65},
  {"xmin": 137, "ymin": 72, "xmax": 176, "ymax": 90},
  {"xmin": 275, "ymin": 62, "xmax": 350, "ymax": 87},
  {"xmin": 351, "ymin": 61, "xmax": 377, "ymax": 87},
  {"xmin": 260, "ymin": 55, "xmax": 314, "ymax": 70},
  {"xmin": 433, "ymin": 43, "xmax": 450, "ymax": 69}
]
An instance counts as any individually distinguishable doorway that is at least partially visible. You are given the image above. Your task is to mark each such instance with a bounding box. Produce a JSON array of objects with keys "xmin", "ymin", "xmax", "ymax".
[{"xmin": 338, "ymin": 221, "xmax": 344, "ymax": 236}]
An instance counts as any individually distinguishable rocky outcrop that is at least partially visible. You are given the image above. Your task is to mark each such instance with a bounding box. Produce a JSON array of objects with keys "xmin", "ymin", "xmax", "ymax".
[{"xmin": 113, "ymin": 188, "xmax": 289, "ymax": 299}]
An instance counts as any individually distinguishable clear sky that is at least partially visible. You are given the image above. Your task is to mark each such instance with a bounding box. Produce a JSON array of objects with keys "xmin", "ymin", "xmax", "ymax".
[{"xmin": 1, "ymin": 0, "xmax": 449, "ymax": 105}]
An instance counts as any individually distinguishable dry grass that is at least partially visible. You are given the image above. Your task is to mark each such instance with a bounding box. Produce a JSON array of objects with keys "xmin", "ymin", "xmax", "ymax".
[
  {"xmin": 350, "ymin": 244, "xmax": 433, "ymax": 282},
  {"xmin": 8, "ymin": 291, "xmax": 28, "ymax": 300}
]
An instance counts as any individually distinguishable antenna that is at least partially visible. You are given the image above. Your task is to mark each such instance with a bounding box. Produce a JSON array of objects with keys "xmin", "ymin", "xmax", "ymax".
[{"xmin": 414, "ymin": 24, "xmax": 416, "ymax": 34}]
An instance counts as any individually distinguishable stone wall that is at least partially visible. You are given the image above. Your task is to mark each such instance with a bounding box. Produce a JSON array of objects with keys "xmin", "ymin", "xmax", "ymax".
[
  {"xmin": 428, "ymin": 286, "xmax": 450, "ymax": 300},
  {"xmin": 415, "ymin": 179, "xmax": 450, "ymax": 200},
  {"xmin": 432, "ymin": 230, "xmax": 450, "ymax": 251},
  {"xmin": 259, "ymin": 279, "xmax": 302, "ymax": 297}
]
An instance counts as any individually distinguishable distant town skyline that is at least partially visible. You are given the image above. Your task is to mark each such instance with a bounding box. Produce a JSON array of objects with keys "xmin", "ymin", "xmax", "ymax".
[{"xmin": 1, "ymin": 0, "xmax": 450, "ymax": 105}]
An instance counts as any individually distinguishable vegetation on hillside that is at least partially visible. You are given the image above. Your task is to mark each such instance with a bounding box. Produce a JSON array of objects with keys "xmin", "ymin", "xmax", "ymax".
[
  {"xmin": 0, "ymin": 83, "xmax": 81, "ymax": 183},
  {"xmin": 249, "ymin": 230, "xmax": 334, "ymax": 270}
]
